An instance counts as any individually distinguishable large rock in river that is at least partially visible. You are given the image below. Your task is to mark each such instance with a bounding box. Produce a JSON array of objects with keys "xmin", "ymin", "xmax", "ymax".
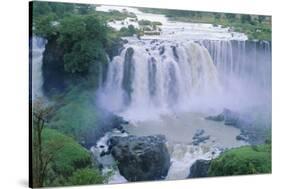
[
  {"xmin": 188, "ymin": 159, "xmax": 211, "ymax": 178},
  {"xmin": 109, "ymin": 135, "xmax": 171, "ymax": 181}
]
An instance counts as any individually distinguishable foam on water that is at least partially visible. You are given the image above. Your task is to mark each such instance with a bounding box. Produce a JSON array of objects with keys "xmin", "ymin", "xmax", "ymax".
[{"xmin": 94, "ymin": 5, "xmax": 271, "ymax": 183}]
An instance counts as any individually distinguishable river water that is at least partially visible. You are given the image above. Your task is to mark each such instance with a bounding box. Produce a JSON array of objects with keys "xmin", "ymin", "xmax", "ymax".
[{"xmin": 93, "ymin": 5, "xmax": 271, "ymax": 183}]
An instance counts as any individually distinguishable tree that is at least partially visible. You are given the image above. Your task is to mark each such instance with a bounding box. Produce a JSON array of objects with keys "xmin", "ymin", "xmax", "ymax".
[
  {"xmin": 32, "ymin": 98, "xmax": 64, "ymax": 187},
  {"xmin": 57, "ymin": 15, "xmax": 108, "ymax": 73},
  {"xmin": 241, "ymin": 15, "xmax": 252, "ymax": 24},
  {"xmin": 225, "ymin": 13, "xmax": 236, "ymax": 21},
  {"xmin": 258, "ymin": 15, "xmax": 266, "ymax": 23},
  {"xmin": 214, "ymin": 13, "xmax": 221, "ymax": 20}
]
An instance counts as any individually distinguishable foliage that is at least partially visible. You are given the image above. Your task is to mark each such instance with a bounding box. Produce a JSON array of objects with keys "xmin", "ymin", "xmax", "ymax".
[
  {"xmin": 32, "ymin": 98, "xmax": 55, "ymax": 187},
  {"xmin": 241, "ymin": 15, "xmax": 252, "ymax": 24},
  {"xmin": 48, "ymin": 84, "xmax": 98, "ymax": 143},
  {"xmin": 42, "ymin": 128, "xmax": 104, "ymax": 186},
  {"xmin": 68, "ymin": 168, "xmax": 104, "ymax": 185},
  {"xmin": 32, "ymin": 1, "xmax": 140, "ymax": 75},
  {"xmin": 42, "ymin": 129, "xmax": 91, "ymax": 177},
  {"xmin": 119, "ymin": 25, "xmax": 139, "ymax": 36},
  {"xmin": 208, "ymin": 144, "xmax": 271, "ymax": 176},
  {"xmin": 138, "ymin": 19, "xmax": 152, "ymax": 25},
  {"xmin": 32, "ymin": 2, "xmax": 108, "ymax": 74},
  {"xmin": 56, "ymin": 14, "xmax": 108, "ymax": 73}
]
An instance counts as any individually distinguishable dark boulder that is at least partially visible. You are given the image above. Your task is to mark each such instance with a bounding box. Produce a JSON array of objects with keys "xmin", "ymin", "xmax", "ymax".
[
  {"xmin": 82, "ymin": 112, "xmax": 129, "ymax": 149},
  {"xmin": 236, "ymin": 134, "xmax": 249, "ymax": 141},
  {"xmin": 109, "ymin": 135, "xmax": 171, "ymax": 181},
  {"xmin": 205, "ymin": 108, "xmax": 238, "ymax": 124},
  {"xmin": 159, "ymin": 45, "xmax": 165, "ymax": 55},
  {"xmin": 188, "ymin": 159, "xmax": 211, "ymax": 178},
  {"xmin": 106, "ymin": 38, "xmax": 127, "ymax": 60},
  {"xmin": 192, "ymin": 129, "xmax": 210, "ymax": 146}
]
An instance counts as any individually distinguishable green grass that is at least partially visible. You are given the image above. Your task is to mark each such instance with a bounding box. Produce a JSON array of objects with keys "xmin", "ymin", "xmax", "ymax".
[
  {"xmin": 208, "ymin": 144, "xmax": 271, "ymax": 176},
  {"xmin": 68, "ymin": 168, "xmax": 104, "ymax": 185},
  {"xmin": 48, "ymin": 84, "xmax": 98, "ymax": 143},
  {"xmin": 42, "ymin": 128, "xmax": 92, "ymax": 177},
  {"xmin": 42, "ymin": 128, "xmax": 105, "ymax": 186}
]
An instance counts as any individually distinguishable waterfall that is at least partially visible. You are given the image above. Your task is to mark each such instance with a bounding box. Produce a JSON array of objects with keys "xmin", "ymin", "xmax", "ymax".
[
  {"xmin": 31, "ymin": 36, "xmax": 47, "ymax": 100},
  {"xmin": 201, "ymin": 40, "xmax": 272, "ymax": 89},
  {"xmin": 99, "ymin": 39, "xmax": 222, "ymax": 120},
  {"xmin": 200, "ymin": 40, "xmax": 272, "ymax": 112},
  {"xmin": 99, "ymin": 38, "xmax": 271, "ymax": 120}
]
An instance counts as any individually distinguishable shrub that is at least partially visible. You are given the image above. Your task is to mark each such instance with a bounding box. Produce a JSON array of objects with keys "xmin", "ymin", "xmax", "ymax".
[
  {"xmin": 68, "ymin": 168, "xmax": 104, "ymax": 185},
  {"xmin": 208, "ymin": 144, "xmax": 271, "ymax": 176}
]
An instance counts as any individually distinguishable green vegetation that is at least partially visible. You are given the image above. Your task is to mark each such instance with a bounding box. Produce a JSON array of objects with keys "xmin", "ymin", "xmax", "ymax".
[
  {"xmin": 138, "ymin": 8, "xmax": 271, "ymax": 40},
  {"xmin": 137, "ymin": 19, "xmax": 162, "ymax": 32},
  {"xmin": 58, "ymin": 14, "xmax": 108, "ymax": 73},
  {"xmin": 95, "ymin": 9, "xmax": 136, "ymax": 22},
  {"xmin": 48, "ymin": 84, "xmax": 97, "ymax": 143},
  {"xmin": 42, "ymin": 128, "xmax": 104, "ymax": 186},
  {"xmin": 32, "ymin": 98, "xmax": 105, "ymax": 187},
  {"xmin": 208, "ymin": 144, "xmax": 271, "ymax": 176},
  {"xmin": 119, "ymin": 25, "xmax": 139, "ymax": 37},
  {"xmin": 68, "ymin": 168, "xmax": 104, "ymax": 185},
  {"xmin": 32, "ymin": 1, "xmax": 138, "ymax": 75}
]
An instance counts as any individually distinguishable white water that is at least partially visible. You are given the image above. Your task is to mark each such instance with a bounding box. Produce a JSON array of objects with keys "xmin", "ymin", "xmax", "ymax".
[
  {"xmin": 99, "ymin": 39, "xmax": 222, "ymax": 121},
  {"xmin": 31, "ymin": 37, "xmax": 47, "ymax": 100},
  {"xmin": 94, "ymin": 5, "xmax": 271, "ymax": 183},
  {"xmin": 96, "ymin": 5, "xmax": 247, "ymax": 41},
  {"xmin": 91, "ymin": 129, "xmax": 128, "ymax": 184}
]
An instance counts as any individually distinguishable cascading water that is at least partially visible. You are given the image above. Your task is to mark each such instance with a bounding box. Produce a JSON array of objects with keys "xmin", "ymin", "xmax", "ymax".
[
  {"xmin": 99, "ymin": 39, "xmax": 222, "ymax": 120},
  {"xmin": 99, "ymin": 39, "xmax": 271, "ymax": 119},
  {"xmin": 94, "ymin": 5, "xmax": 272, "ymax": 183},
  {"xmin": 31, "ymin": 36, "xmax": 47, "ymax": 100},
  {"xmin": 201, "ymin": 40, "xmax": 271, "ymax": 89},
  {"xmin": 97, "ymin": 39, "xmax": 271, "ymax": 182},
  {"xmin": 199, "ymin": 40, "xmax": 272, "ymax": 113}
]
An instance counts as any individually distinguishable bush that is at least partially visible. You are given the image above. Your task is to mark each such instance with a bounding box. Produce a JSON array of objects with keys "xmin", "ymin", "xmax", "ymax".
[
  {"xmin": 119, "ymin": 25, "xmax": 138, "ymax": 36},
  {"xmin": 208, "ymin": 144, "xmax": 271, "ymax": 176},
  {"xmin": 48, "ymin": 85, "xmax": 98, "ymax": 143},
  {"xmin": 138, "ymin": 19, "xmax": 152, "ymax": 25},
  {"xmin": 68, "ymin": 168, "xmax": 104, "ymax": 185},
  {"xmin": 41, "ymin": 128, "xmax": 104, "ymax": 187},
  {"xmin": 42, "ymin": 129, "xmax": 92, "ymax": 177}
]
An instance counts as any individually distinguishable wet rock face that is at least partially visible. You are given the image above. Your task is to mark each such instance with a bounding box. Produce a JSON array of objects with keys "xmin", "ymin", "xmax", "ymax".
[
  {"xmin": 109, "ymin": 135, "xmax": 171, "ymax": 181},
  {"xmin": 82, "ymin": 113, "xmax": 129, "ymax": 149},
  {"xmin": 122, "ymin": 47, "xmax": 135, "ymax": 105},
  {"xmin": 188, "ymin": 159, "xmax": 211, "ymax": 178}
]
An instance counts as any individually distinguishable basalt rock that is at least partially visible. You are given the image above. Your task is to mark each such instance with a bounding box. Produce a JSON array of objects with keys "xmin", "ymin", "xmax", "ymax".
[
  {"xmin": 188, "ymin": 159, "xmax": 211, "ymax": 178},
  {"xmin": 109, "ymin": 135, "xmax": 171, "ymax": 181}
]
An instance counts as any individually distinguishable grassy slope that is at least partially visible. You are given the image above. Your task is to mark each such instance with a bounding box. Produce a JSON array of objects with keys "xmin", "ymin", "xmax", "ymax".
[
  {"xmin": 208, "ymin": 144, "xmax": 271, "ymax": 176},
  {"xmin": 42, "ymin": 128, "xmax": 104, "ymax": 186},
  {"xmin": 48, "ymin": 84, "xmax": 97, "ymax": 143}
]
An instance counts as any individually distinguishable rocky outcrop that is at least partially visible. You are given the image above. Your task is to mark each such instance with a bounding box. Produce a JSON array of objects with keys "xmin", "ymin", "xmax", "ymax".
[
  {"xmin": 206, "ymin": 108, "xmax": 268, "ymax": 145},
  {"xmin": 108, "ymin": 135, "xmax": 171, "ymax": 181},
  {"xmin": 42, "ymin": 37, "xmax": 87, "ymax": 96},
  {"xmin": 82, "ymin": 112, "xmax": 129, "ymax": 149},
  {"xmin": 192, "ymin": 129, "xmax": 210, "ymax": 145},
  {"xmin": 188, "ymin": 159, "xmax": 211, "ymax": 178},
  {"xmin": 106, "ymin": 38, "xmax": 127, "ymax": 60},
  {"xmin": 206, "ymin": 108, "xmax": 240, "ymax": 125}
]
